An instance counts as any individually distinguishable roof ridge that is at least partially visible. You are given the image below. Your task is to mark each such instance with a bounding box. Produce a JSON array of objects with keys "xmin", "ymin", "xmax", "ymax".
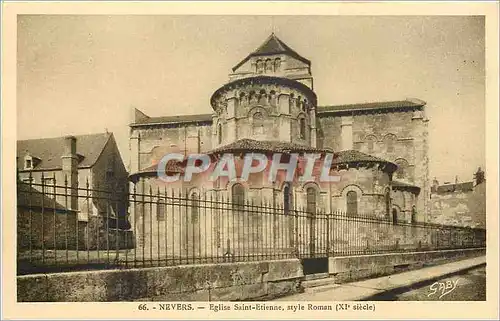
[
  {"xmin": 232, "ymin": 34, "xmax": 310, "ymax": 72},
  {"xmin": 253, "ymin": 33, "xmax": 287, "ymax": 54},
  {"xmin": 319, "ymin": 99, "xmax": 426, "ymax": 108},
  {"xmin": 18, "ymin": 132, "xmax": 111, "ymax": 142},
  {"xmin": 335, "ymin": 149, "xmax": 397, "ymax": 166},
  {"xmin": 17, "ymin": 132, "xmax": 114, "ymax": 170}
]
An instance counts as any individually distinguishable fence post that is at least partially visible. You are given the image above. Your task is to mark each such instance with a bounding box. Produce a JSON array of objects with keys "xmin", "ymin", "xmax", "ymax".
[{"xmin": 326, "ymin": 210, "xmax": 330, "ymax": 257}]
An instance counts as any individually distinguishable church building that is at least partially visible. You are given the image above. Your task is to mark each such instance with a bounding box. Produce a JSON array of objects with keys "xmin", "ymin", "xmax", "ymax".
[{"xmin": 127, "ymin": 34, "xmax": 430, "ymax": 257}]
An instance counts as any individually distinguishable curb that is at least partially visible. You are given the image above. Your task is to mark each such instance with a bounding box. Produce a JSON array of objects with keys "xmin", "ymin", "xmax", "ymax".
[{"xmin": 358, "ymin": 261, "xmax": 486, "ymax": 301}]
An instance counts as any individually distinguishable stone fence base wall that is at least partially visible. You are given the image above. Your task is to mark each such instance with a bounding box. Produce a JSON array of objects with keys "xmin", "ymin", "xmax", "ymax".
[
  {"xmin": 329, "ymin": 247, "xmax": 485, "ymax": 283},
  {"xmin": 18, "ymin": 259, "xmax": 303, "ymax": 302}
]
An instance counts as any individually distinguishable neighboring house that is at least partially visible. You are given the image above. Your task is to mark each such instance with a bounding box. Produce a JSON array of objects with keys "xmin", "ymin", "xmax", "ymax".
[
  {"xmin": 127, "ymin": 34, "xmax": 431, "ymax": 257},
  {"xmin": 429, "ymin": 168, "xmax": 486, "ymax": 228},
  {"xmin": 17, "ymin": 132, "xmax": 131, "ymax": 251}
]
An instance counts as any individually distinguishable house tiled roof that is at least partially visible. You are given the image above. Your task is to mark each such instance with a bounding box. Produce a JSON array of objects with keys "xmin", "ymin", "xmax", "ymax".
[
  {"xmin": 317, "ymin": 99, "xmax": 426, "ymax": 115},
  {"xmin": 130, "ymin": 113, "xmax": 213, "ymax": 127},
  {"xmin": 232, "ymin": 33, "xmax": 311, "ymax": 72},
  {"xmin": 17, "ymin": 133, "xmax": 112, "ymax": 171},
  {"xmin": 207, "ymin": 139, "xmax": 333, "ymax": 154},
  {"xmin": 433, "ymin": 182, "xmax": 474, "ymax": 194}
]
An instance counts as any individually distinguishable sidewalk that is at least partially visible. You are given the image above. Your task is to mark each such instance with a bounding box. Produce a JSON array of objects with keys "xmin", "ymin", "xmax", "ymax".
[{"xmin": 274, "ymin": 256, "xmax": 486, "ymax": 301}]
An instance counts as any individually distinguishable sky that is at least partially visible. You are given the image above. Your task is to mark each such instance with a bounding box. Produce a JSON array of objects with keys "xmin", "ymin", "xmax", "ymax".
[{"xmin": 17, "ymin": 15, "xmax": 485, "ymax": 183}]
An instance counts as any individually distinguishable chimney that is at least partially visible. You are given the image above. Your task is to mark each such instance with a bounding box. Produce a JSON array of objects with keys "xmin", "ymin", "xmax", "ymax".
[{"xmin": 61, "ymin": 136, "xmax": 78, "ymax": 210}]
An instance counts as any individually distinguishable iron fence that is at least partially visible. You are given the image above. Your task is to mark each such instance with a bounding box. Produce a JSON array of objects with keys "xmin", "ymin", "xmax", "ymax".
[{"xmin": 17, "ymin": 177, "xmax": 486, "ymax": 275}]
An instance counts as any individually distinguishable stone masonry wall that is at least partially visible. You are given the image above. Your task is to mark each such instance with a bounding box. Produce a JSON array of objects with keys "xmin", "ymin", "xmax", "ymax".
[{"xmin": 429, "ymin": 182, "xmax": 486, "ymax": 228}]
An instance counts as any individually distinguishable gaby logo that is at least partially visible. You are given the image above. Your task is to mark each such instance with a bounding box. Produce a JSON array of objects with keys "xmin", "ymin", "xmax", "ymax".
[{"xmin": 156, "ymin": 152, "xmax": 341, "ymax": 184}]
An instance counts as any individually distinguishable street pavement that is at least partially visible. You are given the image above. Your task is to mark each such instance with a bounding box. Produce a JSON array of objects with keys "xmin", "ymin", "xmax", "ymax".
[
  {"xmin": 371, "ymin": 265, "xmax": 486, "ymax": 301},
  {"xmin": 274, "ymin": 256, "xmax": 486, "ymax": 301}
]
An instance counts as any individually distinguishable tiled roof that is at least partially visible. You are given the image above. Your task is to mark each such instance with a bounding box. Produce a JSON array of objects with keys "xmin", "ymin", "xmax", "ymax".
[
  {"xmin": 232, "ymin": 33, "xmax": 311, "ymax": 72},
  {"xmin": 129, "ymin": 160, "xmax": 186, "ymax": 179},
  {"xmin": 332, "ymin": 150, "xmax": 394, "ymax": 165},
  {"xmin": 317, "ymin": 99, "xmax": 426, "ymax": 115},
  {"xmin": 17, "ymin": 133, "xmax": 112, "ymax": 171},
  {"xmin": 207, "ymin": 139, "xmax": 333, "ymax": 154},
  {"xmin": 131, "ymin": 113, "xmax": 213, "ymax": 127},
  {"xmin": 392, "ymin": 180, "xmax": 421, "ymax": 192},
  {"xmin": 433, "ymin": 182, "xmax": 474, "ymax": 194}
]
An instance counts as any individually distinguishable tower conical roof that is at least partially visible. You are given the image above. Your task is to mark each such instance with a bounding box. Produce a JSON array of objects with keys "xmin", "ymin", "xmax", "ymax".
[{"xmin": 232, "ymin": 33, "xmax": 310, "ymax": 72}]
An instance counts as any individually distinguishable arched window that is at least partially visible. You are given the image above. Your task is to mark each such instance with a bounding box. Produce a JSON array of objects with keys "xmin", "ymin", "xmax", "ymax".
[
  {"xmin": 392, "ymin": 208, "xmax": 398, "ymax": 224},
  {"xmin": 346, "ymin": 191, "xmax": 358, "ymax": 216},
  {"xmin": 269, "ymin": 90, "xmax": 277, "ymax": 106},
  {"xmin": 296, "ymin": 96, "xmax": 301, "ymax": 108},
  {"xmin": 217, "ymin": 123, "xmax": 222, "ymax": 144},
  {"xmin": 232, "ymin": 183, "xmax": 245, "ymax": 213},
  {"xmin": 306, "ymin": 187, "xmax": 316, "ymax": 215},
  {"xmin": 385, "ymin": 134, "xmax": 396, "ymax": 153},
  {"xmin": 265, "ymin": 59, "xmax": 273, "ymax": 72},
  {"xmin": 274, "ymin": 58, "xmax": 281, "ymax": 71},
  {"xmin": 256, "ymin": 60, "xmax": 264, "ymax": 73},
  {"xmin": 252, "ymin": 112, "xmax": 264, "ymax": 135},
  {"xmin": 300, "ymin": 118, "xmax": 306, "ymax": 139},
  {"xmin": 191, "ymin": 192, "xmax": 199, "ymax": 223},
  {"xmin": 411, "ymin": 206, "xmax": 417, "ymax": 224},
  {"xmin": 249, "ymin": 91, "xmax": 257, "ymax": 103},
  {"xmin": 395, "ymin": 159, "xmax": 409, "ymax": 180},
  {"xmin": 239, "ymin": 92, "xmax": 247, "ymax": 106},
  {"xmin": 258, "ymin": 90, "xmax": 267, "ymax": 105},
  {"xmin": 385, "ymin": 188, "xmax": 391, "ymax": 219},
  {"xmin": 366, "ymin": 135, "xmax": 376, "ymax": 153},
  {"xmin": 283, "ymin": 184, "xmax": 291, "ymax": 214}
]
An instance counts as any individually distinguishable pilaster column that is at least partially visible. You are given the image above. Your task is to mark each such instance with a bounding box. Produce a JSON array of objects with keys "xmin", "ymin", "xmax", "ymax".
[{"xmin": 310, "ymin": 105, "xmax": 317, "ymax": 148}]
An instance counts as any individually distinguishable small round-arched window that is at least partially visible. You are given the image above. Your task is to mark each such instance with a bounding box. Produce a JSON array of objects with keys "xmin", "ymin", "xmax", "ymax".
[
  {"xmin": 232, "ymin": 183, "xmax": 245, "ymax": 213},
  {"xmin": 252, "ymin": 112, "xmax": 264, "ymax": 135},
  {"xmin": 392, "ymin": 208, "xmax": 398, "ymax": 224},
  {"xmin": 265, "ymin": 59, "xmax": 273, "ymax": 72},
  {"xmin": 366, "ymin": 135, "xmax": 376, "ymax": 153},
  {"xmin": 385, "ymin": 134, "xmax": 397, "ymax": 153},
  {"xmin": 299, "ymin": 118, "xmax": 306, "ymax": 139},
  {"xmin": 346, "ymin": 191, "xmax": 358, "ymax": 216},
  {"xmin": 411, "ymin": 206, "xmax": 417, "ymax": 224},
  {"xmin": 306, "ymin": 187, "xmax": 317, "ymax": 216},
  {"xmin": 274, "ymin": 58, "xmax": 281, "ymax": 71},
  {"xmin": 256, "ymin": 60, "xmax": 264, "ymax": 73}
]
